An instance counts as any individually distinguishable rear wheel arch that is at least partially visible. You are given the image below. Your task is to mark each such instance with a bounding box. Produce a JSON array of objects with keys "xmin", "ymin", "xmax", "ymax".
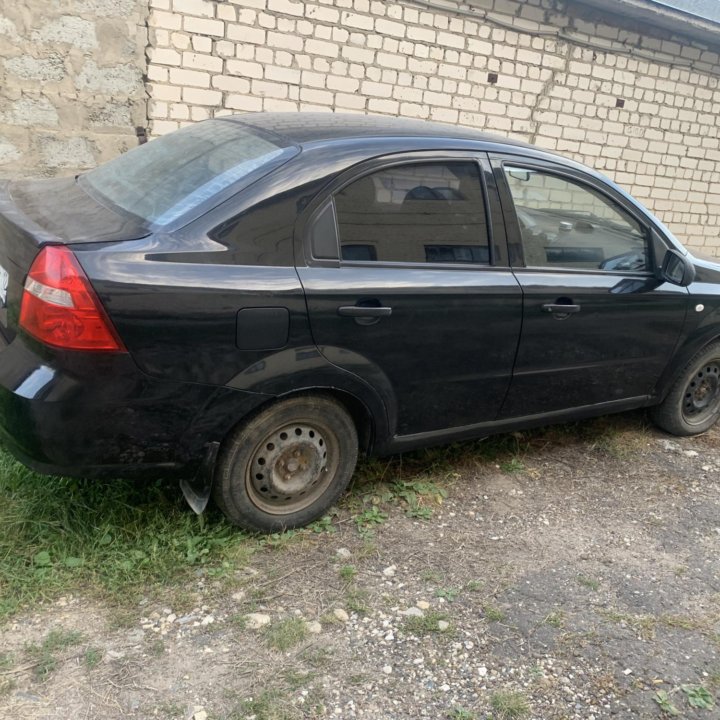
[
  {"xmin": 217, "ymin": 386, "xmax": 377, "ymax": 457},
  {"xmin": 212, "ymin": 392, "xmax": 361, "ymax": 532},
  {"xmin": 312, "ymin": 388, "xmax": 374, "ymax": 454}
]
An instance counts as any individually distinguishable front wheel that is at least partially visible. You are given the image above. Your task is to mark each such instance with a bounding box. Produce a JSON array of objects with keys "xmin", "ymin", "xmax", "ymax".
[
  {"xmin": 213, "ymin": 395, "xmax": 358, "ymax": 532},
  {"xmin": 651, "ymin": 341, "xmax": 720, "ymax": 436}
]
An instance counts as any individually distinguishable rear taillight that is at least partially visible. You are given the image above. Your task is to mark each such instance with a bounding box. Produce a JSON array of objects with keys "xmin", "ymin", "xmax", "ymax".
[{"xmin": 19, "ymin": 246, "xmax": 125, "ymax": 351}]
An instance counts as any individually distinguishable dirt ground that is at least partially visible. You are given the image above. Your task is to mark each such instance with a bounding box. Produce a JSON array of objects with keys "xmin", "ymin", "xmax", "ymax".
[{"xmin": 1, "ymin": 414, "xmax": 719, "ymax": 720}]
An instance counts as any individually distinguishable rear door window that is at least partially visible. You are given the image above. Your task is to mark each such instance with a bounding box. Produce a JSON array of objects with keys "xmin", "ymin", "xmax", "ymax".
[{"xmin": 334, "ymin": 161, "xmax": 490, "ymax": 265}]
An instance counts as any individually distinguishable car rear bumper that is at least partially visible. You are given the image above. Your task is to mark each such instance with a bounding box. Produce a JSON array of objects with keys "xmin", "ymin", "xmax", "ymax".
[{"xmin": 0, "ymin": 334, "xmax": 269, "ymax": 479}]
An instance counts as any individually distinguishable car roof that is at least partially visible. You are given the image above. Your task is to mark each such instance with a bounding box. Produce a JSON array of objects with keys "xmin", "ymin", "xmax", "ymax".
[{"xmin": 226, "ymin": 111, "xmax": 537, "ymax": 150}]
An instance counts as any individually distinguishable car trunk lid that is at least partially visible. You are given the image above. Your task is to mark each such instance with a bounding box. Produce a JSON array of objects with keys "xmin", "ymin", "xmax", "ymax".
[{"xmin": 0, "ymin": 178, "xmax": 149, "ymax": 342}]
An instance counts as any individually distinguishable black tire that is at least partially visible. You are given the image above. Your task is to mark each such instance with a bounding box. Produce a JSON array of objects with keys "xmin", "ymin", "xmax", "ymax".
[
  {"xmin": 651, "ymin": 341, "xmax": 720, "ymax": 436},
  {"xmin": 213, "ymin": 395, "xmax": 358, "ymax": 533}
]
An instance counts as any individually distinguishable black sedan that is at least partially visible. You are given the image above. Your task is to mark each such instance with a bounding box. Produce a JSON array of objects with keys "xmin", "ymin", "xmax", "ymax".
[{"xmin": 0, "ymin": 113, "xmax": 716, "ymax": 532}]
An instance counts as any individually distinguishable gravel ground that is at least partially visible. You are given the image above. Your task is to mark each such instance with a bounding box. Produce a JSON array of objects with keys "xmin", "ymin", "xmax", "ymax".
[{"xmin": 1, "ymin": 414, "xmax": 720, "ymax": 720}]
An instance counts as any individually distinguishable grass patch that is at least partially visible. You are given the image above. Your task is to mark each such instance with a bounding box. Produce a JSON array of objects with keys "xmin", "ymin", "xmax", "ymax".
[
  {"xmin": 281, "ymin": 668, "xmax": 316, "ymax": 690},
  {"xmin": 345, "ymin": 587, "xmax": 370, "ymax": 615},
  {"xmin": 544, "ymin": 611, "xmax": 565, "ymax": 628},
  {"xmin": 500, "ymin": 457, "xmax": 524, "ymax": 473},
  {"xmin": 263, "ymin": 617, "xmax": 309, "ymax": 652},
  {"xmin": 25, "ymin": 627, "xmax": 83, "ymax": 679},
  {"xmin": 421, "ymin": 569, "xmax": 443, "ymax": 583},
  {"xmin": 576, "ymin": 575, "xmax": 600, "ymax": 591},
  {"xmin": 600, "ymin": 610, "xmax": 658, "ymax": 639},
  {"xmin": 448, "ymin": 708, "xmax": 476, "ymax": 719},
  {"xmin": 0, "ymin": 450, "xmax": 255, "ymax": 621},
  {"xmin": 600, "ymin": 608, "xmax": 712, "ymax": 640},
  {"xmin": 349, "ymin": 456, "xmax": 455, "ymax": 530},
  {"xmin": 233, "ymin": 688, "xmax": 299, "ymax": 720},
  {"xmin": 83, "ymin": 646, "xmax": 103, "ymax": 670},
  {"xmin": 490, "ymin": 690, "xmax": 530, "ymax": 719},
  {"xmin": 435, "ymin": 587, "xmax": 460, "ymax": 602},
  {"xmin": 483, "ymin": 604, "xmax": 506, "ymax": 622},
  {"xmin": 403, "ymin": 610, "xmax": 451, "ymax": 636},
  {"xmin": 231, "ymin": 685, "xmax": 325, "ymax": 720},
  {"xmin": 0, "ymin": 414, "xmax": 652, "ymax": 622},
  {"xmin": 338, "ymin": 564, "xmax": 357, "ymax": 581}
]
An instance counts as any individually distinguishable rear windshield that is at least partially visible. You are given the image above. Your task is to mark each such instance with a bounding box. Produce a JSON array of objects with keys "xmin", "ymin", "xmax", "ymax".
[{"xmin": 79, "ymin": 119, "xmax": 296, "ymax": 227}]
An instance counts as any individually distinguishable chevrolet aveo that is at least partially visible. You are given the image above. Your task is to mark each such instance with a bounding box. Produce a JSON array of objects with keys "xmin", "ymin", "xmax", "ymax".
[{"xmin": 0, "ymin": 113, "xmax": 718, "ymax": 532}]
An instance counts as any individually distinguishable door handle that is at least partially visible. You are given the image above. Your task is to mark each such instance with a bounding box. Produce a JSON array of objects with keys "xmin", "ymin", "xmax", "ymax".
[
  {"xmin": 541, "ymin": 303, "xmax": 581, "ymax": 314},
  {"xmin": 338, "ymin": 305, "xmax": 393, "ymax": 318}
]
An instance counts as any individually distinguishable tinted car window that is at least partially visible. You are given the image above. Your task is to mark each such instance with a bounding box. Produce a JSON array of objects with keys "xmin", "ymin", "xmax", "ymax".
[
  {"xmin": 80, "ymin": 120, "xmax": 297, "ymax": 227},
  {"xmin": 334, "ymin": 162, "xmax": 489, "ymax": 264},
  {"xmin": 503, "ymin": 167, "xmax": 649, "ymax": 272}
]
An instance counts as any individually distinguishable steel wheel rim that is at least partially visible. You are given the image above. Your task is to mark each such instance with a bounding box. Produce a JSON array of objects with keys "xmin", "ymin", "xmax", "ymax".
[
  {"xmin": 682, "ymin": 361, "xmax": 720, "ymax": 424},
  {"xmin": 245, "ymin": 419, "xmax": 339, "ymax": 515}
]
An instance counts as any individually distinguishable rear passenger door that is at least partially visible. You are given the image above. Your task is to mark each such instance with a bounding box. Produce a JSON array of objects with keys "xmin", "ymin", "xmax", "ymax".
[{"xmin": 296, "ymin": 153, "xmax": 523, "ymax": 439}]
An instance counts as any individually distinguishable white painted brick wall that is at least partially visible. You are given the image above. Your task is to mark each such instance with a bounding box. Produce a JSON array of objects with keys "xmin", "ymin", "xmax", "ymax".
[{"xmin": 146, "ymin": 0, "xmax": 720, "ymax": 254}]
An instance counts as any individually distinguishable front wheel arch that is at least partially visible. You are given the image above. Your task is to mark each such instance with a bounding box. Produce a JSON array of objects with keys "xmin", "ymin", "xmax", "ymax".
[
  {"xmin": 650, "ymin": 339, "xmax": 720, "ymax": 436},
  {"xmin": 652, "ymin": 330, "xmax": 720, "ymax": 405}
]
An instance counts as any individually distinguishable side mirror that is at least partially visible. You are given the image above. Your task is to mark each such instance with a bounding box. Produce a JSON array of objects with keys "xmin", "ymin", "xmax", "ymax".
[{"xmin": 660, "ymin": 248, "xmax": 695, "ymax": 287}]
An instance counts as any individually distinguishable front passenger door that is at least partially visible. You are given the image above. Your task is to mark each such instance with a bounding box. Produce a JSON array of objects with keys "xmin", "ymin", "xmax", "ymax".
[{"xmin": 493, "ymin": 157, "xmax": 689, "ymax": 419}]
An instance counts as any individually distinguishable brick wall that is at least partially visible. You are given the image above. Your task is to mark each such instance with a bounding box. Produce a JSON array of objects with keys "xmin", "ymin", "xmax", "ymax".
[
  {"xmin": 0, "ymin": 0, "xmax": 148, "ymax": 178},
  {"xmin": 145, "ymin": 0, "xmax": 720, "ymax": 255}
]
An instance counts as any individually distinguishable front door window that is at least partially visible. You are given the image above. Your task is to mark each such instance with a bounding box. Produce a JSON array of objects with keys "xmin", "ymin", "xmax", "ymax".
[{"xmin": 503, "ymin": 167, "xmax": 650, "ymax": 273}]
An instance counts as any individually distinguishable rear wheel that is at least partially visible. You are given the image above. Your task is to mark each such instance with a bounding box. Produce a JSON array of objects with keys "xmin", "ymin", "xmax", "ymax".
[
  {"xmin": 213, "ymin": 396, "xmax": 358, "ymax": 532},
  {"xmin": 651, "ymin": 341, "xmax": 720, "ymax": 436}
]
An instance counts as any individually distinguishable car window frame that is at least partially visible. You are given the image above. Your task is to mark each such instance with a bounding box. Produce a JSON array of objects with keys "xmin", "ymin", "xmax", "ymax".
[
  {"xmin": 301, "ymin": 151, "xmax": 509, "ymax": 270},
  {"xmin": 491, "ymin": 153, "xmax": 666, "ymax": 276}
]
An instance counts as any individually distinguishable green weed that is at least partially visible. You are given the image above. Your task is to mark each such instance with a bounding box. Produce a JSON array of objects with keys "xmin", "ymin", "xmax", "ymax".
[
  {"xmin": 25, "ymin": 627, "xmax": 83, "ymax": 679},
  {"xmin": 234, "ymin": 689, "xmax": 298, "ymax": 720},
  {"xmin": 306, "ymin": 514, "xmax": 336, "ymax": 534},
  {"xmin": 544, "ymin": 611, "xmax": 565, "ymax": 628},
  {"xmin": 403, "ymin": 611, "xmax": 451, "ymax": 636},
  {"xmin": 483, "ymin": 604, "xmax": 506, "ymax": 622},
  {"xmin": 435, "ymin": 587, "xmax": 460, "ymax": 602},
  {"xmin": 576, "ymin": 575, "xmax": 600, "ymax": 591},
  {"xmin": 345, "ymin": 587, "xmax": 370, "ymax": 615},
  {"xmin": 421, "ymin": 569, "xmax": 443, "ymax": 583},
  {"xmin": 83, "ymin": 646, "xmax": 103, "ymax": 669},
  {"xmin": 263, "ymin": 617, "xmax": 308, "ymax": 652},
  {"xmin": 500, "ymin": 457, "xmax": 524, "ymax": 473},
  {"xmin": 448, "ymin": 708, "xmax": 476, "ymax": 719},
  {"xmin": 355, "ymin": 507, "xmax": 387, "ymax": 532},
  {"xmin": 260, "ymin": 530, "xmax": 299, "ymax": 550},
  {"xmin": 339, "ymin": 564, "xmax": 357, "ymax": 581},
  {"xmin": 654, "ymin": 690, "xmax": 680, "ymax": 716},
  {"xmin": 490, "ymin": 690, "xmax": 530, "ymax": 719},
  {"xmin": 681, "ymin": 684, "xmax": 714, "ymax": 709}
]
